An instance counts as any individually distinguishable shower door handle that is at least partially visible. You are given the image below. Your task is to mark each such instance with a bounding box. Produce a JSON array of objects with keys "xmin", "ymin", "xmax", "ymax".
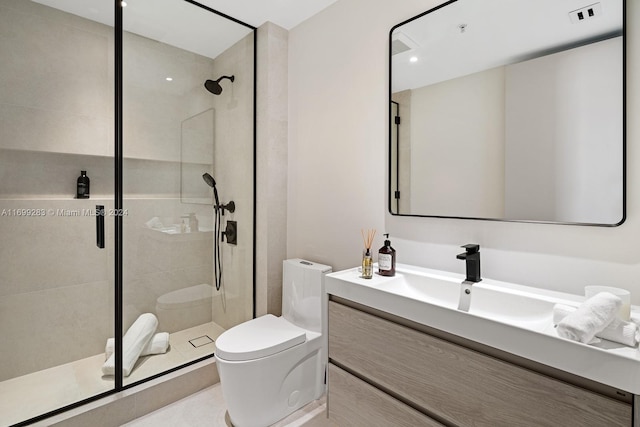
[{"xmin": 96, "ymin": 205, "xmax": 105, "ymax": 249}]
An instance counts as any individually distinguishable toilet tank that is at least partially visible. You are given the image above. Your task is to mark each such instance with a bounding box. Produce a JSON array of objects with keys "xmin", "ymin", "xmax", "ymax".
[{"xmin": 282, "ymin": 259, "xmax": 332, "ymax": 333}]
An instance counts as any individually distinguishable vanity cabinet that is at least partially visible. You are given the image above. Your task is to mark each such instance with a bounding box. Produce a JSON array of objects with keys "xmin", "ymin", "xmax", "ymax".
[
  {"xmin": 327, "ymin": 299, "xmax": 632, "ymax": 427},
  {"xmin": 328, "ymin": 363, "xmax": 444, "ymax": 426}
]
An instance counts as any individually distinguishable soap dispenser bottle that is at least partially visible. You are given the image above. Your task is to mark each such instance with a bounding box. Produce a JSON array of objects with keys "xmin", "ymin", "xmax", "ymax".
[
  {"xmin": 188, "ymin": 213, "xmax": 198, "ymax": 232},
  {"xmin": 378, "ymin": 234, "xmax": 396, "ymax": 276},
  {"xmin": 77, "ymin": 170, "xmax": 90, "ymax": 199}
]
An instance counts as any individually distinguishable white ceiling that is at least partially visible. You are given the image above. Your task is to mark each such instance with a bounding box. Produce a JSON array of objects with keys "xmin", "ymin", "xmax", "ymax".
[
  {"xmin": 31, "ymin": 0, "xmax": 338, "ymax": 59},
  {"xmin": 195, "ymin": 0, "xmax": 338, "ymax": 29}
]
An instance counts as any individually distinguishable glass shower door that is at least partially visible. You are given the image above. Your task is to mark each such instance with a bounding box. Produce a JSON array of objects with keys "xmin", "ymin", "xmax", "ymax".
[
  {"xmin": 120, "ymin": 0, "xmax": 255, "ymax": 384},
  {"xmin": 0, "ymin": 0, "xmax": 256, "ymax": 423},
  {"xmin": 0, "ymin": 0, "xmax": 115, "ymax": 424}
]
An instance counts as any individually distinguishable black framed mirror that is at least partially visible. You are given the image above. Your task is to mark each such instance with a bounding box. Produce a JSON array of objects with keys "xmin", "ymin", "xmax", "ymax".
[{"xmin": 389, "ymin": 0, "xmax": 625, "ymax": 226}]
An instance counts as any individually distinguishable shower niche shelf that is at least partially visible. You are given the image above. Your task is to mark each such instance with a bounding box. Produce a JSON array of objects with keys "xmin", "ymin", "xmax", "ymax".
[{"xmin": 143, "ymin": 226, "xmax": 213, "ymax": 241}]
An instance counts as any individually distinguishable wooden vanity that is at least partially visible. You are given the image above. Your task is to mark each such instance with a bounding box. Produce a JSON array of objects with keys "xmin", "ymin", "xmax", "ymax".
[{"xmin": 327, "ymin": 297, "xmax": 633, "ymax": 427}]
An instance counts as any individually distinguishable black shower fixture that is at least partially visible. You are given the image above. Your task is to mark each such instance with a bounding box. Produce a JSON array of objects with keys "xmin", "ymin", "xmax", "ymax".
[
  {"xmin": 202, "ymin": 173, "xmax": 235, "ymax": 214},
  {"xmin": 202, "ymin": 172, "xmax": 220, "ymax": 206},
  {"xmin": 202, "ymin": 172, "xmax": 236, "ymax": 292},
  {"xmin": 204, "ymin": 75, "xmax": 235, "ymax": 95}
]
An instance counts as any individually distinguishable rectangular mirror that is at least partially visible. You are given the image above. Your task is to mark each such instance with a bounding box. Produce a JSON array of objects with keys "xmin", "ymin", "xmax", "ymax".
[{"xmin": 389, "ymin": 0, "xmax": 625, "ymax": 225}]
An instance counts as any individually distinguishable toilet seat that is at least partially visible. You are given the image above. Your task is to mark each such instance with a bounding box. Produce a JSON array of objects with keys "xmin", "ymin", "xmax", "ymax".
[{"xmin": 215, "ymin": 314, "xmax": 307, "ymax": 361}]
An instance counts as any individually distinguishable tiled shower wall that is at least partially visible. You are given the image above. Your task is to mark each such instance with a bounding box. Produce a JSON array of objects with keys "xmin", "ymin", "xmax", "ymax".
[
  {"xmin": 209, "ymin": 31, "xmax": 255, "ymax": 330},
  {"xmin": 0, "ymin": 0, "xmax": 256, "ymax": 381}
]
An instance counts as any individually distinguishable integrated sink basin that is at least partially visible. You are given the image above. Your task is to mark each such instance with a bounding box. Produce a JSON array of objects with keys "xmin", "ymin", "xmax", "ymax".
[
  {"xmin": 468, "ymin": 283, "xmax": 564, "ymax": 333},
  {"xmin": 375, "ymin": 270, "xmax": 461, "ymax": 309},
  {"xmin": 325, "ymin": 263, "xmax": 640, "ymax": 394},
  {"xmin": 328, "ymin": 264, "xmax": 576, "ymax": 333}
]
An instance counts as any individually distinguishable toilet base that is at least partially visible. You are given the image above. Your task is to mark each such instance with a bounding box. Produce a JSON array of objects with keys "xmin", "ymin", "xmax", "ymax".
[{"xmin": 215, "ymin": 335, "xmax": 325, "ymax": 427}]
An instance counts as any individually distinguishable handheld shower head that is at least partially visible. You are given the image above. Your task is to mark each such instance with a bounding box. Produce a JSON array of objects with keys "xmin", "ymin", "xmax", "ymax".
[
  {"xmin": 202, "ymin": 172, "xmax": 237, "ymax": 291},
  {"xmin": 202, "ymin": 172, "xmax": 215, "ymax": 188},
  {"xmin": 204, "ymin": 75, "xmax": 235, "ymax": 95},
  {"xmin": 202, "ymin": 172, "xmax": 220, "ymax": 208}
]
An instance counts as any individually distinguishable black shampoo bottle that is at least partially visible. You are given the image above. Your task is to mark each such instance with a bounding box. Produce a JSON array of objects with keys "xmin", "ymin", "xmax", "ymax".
[{"xmin": 77, "ymin": 170, "xmax": 90, "ymax": 199}]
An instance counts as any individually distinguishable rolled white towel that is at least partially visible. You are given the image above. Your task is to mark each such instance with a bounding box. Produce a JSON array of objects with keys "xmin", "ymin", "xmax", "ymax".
[
  {"xmin": 556, "ymin": 292, "xmax": 621, "ymax": 344},
  {"xmin": 552, "ymin": 304, "xmax": 577, "ymax": 326},
  {"xmin": 102, "ymin": 313, "xmax": 158, "ymax": 377},
  {"xmin": 105, "ymin": 332, "xmax": 170, "ymax": 360},
  {"xmin": 553, "ymin": 303, "xmax": 638, "ymax": 347}
]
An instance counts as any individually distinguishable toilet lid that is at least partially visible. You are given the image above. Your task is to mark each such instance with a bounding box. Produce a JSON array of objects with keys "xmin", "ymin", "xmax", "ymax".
[{"xmin": 215, "ymin": 315, "xmax": 307, "ymax": 361}]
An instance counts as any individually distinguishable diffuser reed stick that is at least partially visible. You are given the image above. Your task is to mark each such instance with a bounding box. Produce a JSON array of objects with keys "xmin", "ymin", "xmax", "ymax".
[
  {"xmin": 361, "ymin": 228, "xmax": 376, "ymax": 251},
  {"xmin": 361, "ymin": 229, "xmax": 376, "ymax": 279}
]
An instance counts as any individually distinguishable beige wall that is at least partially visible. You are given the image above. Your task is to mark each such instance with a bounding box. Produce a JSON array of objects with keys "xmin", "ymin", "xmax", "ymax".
[
  {"xmin": 288, "ymin": 0, "xmax": 640, "ymax": 301},
  {"xmin": 0, "ymin": 1, "xmax": 113, "ymax": 156},
  {"xmin": 288, "ymin": 0, "xmax": 402, "ymax": 267},
  {"xmin": 256, "ymin": 22, "xmax": 289, "ymax": 318}
]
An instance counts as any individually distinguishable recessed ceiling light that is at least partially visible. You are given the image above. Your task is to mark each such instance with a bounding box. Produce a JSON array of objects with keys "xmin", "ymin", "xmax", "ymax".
[
  {"xmin": 409, "ymin": 56, "xmax": 418, "ymax": 63},
  {"xmin": 166, "ymin": 77, "xmax": 173, "ymax": 81},
  {"xmin": 121, "ymin": 1, "xmax": 127, "ymax": 7}
]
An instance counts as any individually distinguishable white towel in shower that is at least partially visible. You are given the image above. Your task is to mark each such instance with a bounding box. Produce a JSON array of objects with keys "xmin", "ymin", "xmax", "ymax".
[
  {"xmin": 553, "ymin": 303, "xmax": 638, "ymax": 347},
  {"xmin": 145, "ymin": 217, "xmax": 163, "ymax": 229},
  {"xmin": 102, "ymin": 313, "xmax": 158, "ymax": 377},
  {"xmin": 104, "ymin": 332, "xmax": 170, "ymax": 360},
  {"xmin": 556, "ymin": 292, "xmax": 622, "ymax": 344}
]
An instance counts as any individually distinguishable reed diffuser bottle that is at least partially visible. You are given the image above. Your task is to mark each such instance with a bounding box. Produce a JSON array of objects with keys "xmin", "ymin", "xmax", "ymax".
[{"xmin": 361, "ymin": 229, "xmax": 376, "ymax": 279}]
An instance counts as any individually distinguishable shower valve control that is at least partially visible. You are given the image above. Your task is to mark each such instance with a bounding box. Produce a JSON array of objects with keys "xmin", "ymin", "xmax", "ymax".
[{"xmin": 222, "ymin": 220, "xmax": 237, "ymax": 245}]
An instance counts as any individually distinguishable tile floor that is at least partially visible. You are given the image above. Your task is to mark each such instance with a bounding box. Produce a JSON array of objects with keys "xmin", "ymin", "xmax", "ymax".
[{"xmin": 123, "ymin": 384, "xmax": 337, "ymax": 427}]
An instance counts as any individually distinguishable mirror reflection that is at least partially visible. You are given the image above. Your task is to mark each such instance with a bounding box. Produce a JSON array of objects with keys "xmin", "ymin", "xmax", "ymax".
[{"xmin": 390, "ymin": 0, "xmax": 625, "ymax": 225}]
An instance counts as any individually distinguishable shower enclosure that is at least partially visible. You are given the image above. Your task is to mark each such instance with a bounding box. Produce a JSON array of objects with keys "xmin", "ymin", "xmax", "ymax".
[{"xmin": 0, "ymin": 1, "xmax": 255, "ymax": 425}]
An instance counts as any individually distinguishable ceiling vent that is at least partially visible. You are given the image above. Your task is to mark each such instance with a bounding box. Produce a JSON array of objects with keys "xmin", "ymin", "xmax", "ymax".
[
  {"xmin": 569, "ymin": 2, "xmax": 603, "ymax": 24},
  {"xmin": 391, "ymin": 31, "xmax": 419, "ymax": 55}
]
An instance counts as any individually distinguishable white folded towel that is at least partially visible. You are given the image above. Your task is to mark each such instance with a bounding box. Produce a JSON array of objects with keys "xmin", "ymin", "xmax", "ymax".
[
  {"xmin": 105, "ymin": 332, "xmax": 170, "ymax": 360},
  {"xmin": 102, "ymin": 313, "xmax": 158, "ymax": 377},
  {"xmin": 553, "ymin": 303, "xmax": 638, "ymax": 347},
  {"xmin": 556, "ymin": 292, "xmax": 622, "ymax": 344},
  {"xmin": 145, "ymin": 217, "xmax": 163, "ymax": 229}
]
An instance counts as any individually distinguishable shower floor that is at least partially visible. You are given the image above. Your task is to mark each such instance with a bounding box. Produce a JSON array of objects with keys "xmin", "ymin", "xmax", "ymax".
[{"xmin": 0, "ymin": 322, "xmax": 225, "ymax": 427}]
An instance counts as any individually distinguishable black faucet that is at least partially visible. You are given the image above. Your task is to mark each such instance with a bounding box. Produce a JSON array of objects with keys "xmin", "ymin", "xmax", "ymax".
[{"xmin": 456, "ymin": 244, "xmax": 482, "ymax": 283}]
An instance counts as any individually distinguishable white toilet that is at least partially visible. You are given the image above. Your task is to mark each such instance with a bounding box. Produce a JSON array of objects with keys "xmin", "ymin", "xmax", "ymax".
[
  {"xmin": 155, "ymin": 283, "xmax": 213, "ymax": 333},
  {"xmin": 215, "ymin": 259, "xmax": 332, "ymax": 427}
]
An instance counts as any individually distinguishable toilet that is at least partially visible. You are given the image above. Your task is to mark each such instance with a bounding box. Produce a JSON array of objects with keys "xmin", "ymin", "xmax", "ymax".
[
  {"xmin": 155, "ymin": 283, "xmax": 213, "ymax": 333},
  {"xmin": 215, "ymin": 259, "xmax": 332, "ymax": 427}
]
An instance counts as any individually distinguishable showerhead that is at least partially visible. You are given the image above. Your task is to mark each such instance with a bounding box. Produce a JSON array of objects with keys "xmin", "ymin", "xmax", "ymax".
[
  {"xmin": 204, "ymin": 75, "xmax": 235, "ymax": 95},
  {"xmin": 202, "ymin": 172, "xmax": 216, "ymax": 188},
  {"xmin": 202, "ymin": 173, "xmax": 220, "ymax": 208}
]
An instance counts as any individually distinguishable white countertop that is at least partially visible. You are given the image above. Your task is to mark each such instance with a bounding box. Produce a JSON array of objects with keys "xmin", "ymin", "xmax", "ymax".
[{"xmin": 326, "ymin": 264, "xmax": 640, "ymax": 394}]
